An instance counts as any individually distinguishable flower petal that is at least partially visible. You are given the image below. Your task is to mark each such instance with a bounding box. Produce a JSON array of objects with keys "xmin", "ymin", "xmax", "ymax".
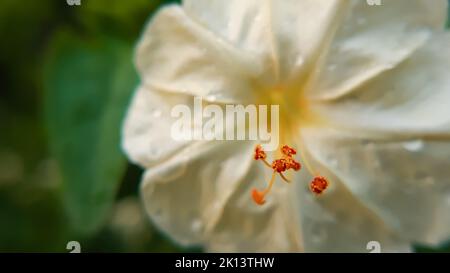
[
  {"xmin": 270, "ymin": 0, "xmax": 344, "ymax": 83},
  {"xmin": 301, "ymin": 127, "xmax": 450, "ymax": 246},
  {"xmin": 184, "ymin": 0, "xmax": 344, "ymax": 84},
  {"xmin": 135, "ymin": 5, "xmax": 260, "ymax": 104},
  {"xmin": 312, "ymin": 33, "xmax": 450, "ymax": 135},
  {"xmin": 140, "ymin": 141, "xmax": 253, "ymax": 246},
  {"xmin": 207, "ymin": 162, "xmax": 305, "ymax": 252},
  {"xmin": 307, "ymin": 0, "xmax": 448, "ymax": 100},
  {"xmin": 183, "ymin": 0, "xmax": 272, "ymax": 56},
  {"xmin": 122, "ymin": 86, "xmax": 193, "ymax": 168},
  {"xmin": 293, "ymin": 155, "xmax": 410, "ymax": 252},
  {"xmin": 140, "ymin": 139, "xmax": 305, "ymax": 251}
]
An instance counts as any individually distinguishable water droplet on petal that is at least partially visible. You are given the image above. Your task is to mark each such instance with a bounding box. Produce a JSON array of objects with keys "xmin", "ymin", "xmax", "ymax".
[
  {"xmin": 362, "ymin": 140, "xmax": 375, "ymax": 149},
  {"xmin": 403, "ymin": 140, "xmax": 424, "ymax": 152},
  {"xmin": 294, "ymin": 56, "xmax": 304, "ymax": 68},
  {"xmin": 152, "ymin": 109, "xmax": 162, "ymax": 117},
  {"xmin": 326, "ymin": 154, "xmax": 338, "ymax": 167},
  {"xmin": 150, "ymin": 147, "xmax": 160, "ymax": 157},
  {"xmin": 153, "ymin": 208, "xmax": 163, "ymax": 219},
  {"xmin": 422, "ymin": 176, "xmax": 435, "ymax": 187},
  {"xmin": 254, "ymin": 15, "xmax": 262, "ymax": 23},
  {"xmin": 311, "ymin": 226, "xmax": 328, "ymax": 244},
  {"xmin": 206, "ymin": 95, "xmax": 216, "ymax": 102},
  {"xmin": 327, "ymin": 64, "xmax": 337, "ymax": 71},
  {"xmin": 385, "ymin": 63, "xmax": 395, "ymax": 69},
  {"xmin": 445, "ymin": 194, "xmax": 450, "ymax": 206},
  {"xmin": 212, "ymin": 201, "xmax": 221, "ymax": 211},
  {"xmin": 191, "ymin": 219, "xmax": 203, "ymax": 233},
  {"xmin": 357, "ymin": 17, "xmax": 366, "ymax": 25}
]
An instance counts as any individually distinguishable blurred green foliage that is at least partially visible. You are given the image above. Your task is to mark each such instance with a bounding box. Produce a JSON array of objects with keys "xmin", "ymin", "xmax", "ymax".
[
  {"xmin": 0, "ymin": 0, "xmax": 448, "ymax": 253},
  {"xmin": 0, "ymin": 0, "xmax": 189, "ymax": 252},
  {"xmin": 448, "ymin": 3, "xmax": 450, "ymax": 27},
  {"xmin": 43, "ymin": 32, "xmax": 138, "ymax": 235}
]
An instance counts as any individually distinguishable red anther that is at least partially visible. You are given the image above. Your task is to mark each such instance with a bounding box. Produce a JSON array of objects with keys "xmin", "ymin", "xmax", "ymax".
[
  {"xmin": 291, "ymin": 161, "xmax": 301, "ymax": 171},
  {"xmin": 271, "ymin": 159, "xmax": 287, "ymax": 173},
  {"xmin": 281, "ymin": 145, "xmax": 297, "ymax": 157},
  {"xmin": 284, "ymin": 157, "xmax": 301, "ymax": 171},
  {"xmin": 254, "ymin": 144, "xmax": 267, "ymax": 160},
  {"xmin": 310, "ymin": 176, "xmax": 329, "ymax": 195}
]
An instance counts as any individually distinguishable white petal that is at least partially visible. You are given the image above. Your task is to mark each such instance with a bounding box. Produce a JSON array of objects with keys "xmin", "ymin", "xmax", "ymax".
[
  {"xmin": 184, "ymin": 0, "xmax": 344, "ymax": 84},
  {"xmin": 270, "ymin": 0, "xmax": 344, "ymax": 83},
  {"xmin": 293, "ymin": 157, "xmax": 410, "ymax": 252},
  {"xmin": 207, "ymin": 161, "xmax": 304, "ymax": 252},
  {"xmin": 135, "ymin": 5, "xmax": 260, "ymax": 104},
  {"xmin": 312, "ymin": 33, "xmax": 450, "ymax": 135},
  {"xmin": 301, "ymin": 127, "xmax": 450, "ymax": 246},
  {"xmin": 183, "ymin": 0, "xmax": 272, "ymax": 56},
  {"xmin": 122, "ymin": 86, "xmax": 193, "ymax": 168},
  {"xmin": 141, "ymin": 140, "xmax": 304, "ymax": 251},
  {"xmin": 308, "ymin": 0, "xmax": 448, "ymax": 100}
]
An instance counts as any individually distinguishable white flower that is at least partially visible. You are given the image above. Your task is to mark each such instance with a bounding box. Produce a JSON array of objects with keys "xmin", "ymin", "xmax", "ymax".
[{"xmin": 122, "ymin": 0, "xmax": 450, "ymax": 252}]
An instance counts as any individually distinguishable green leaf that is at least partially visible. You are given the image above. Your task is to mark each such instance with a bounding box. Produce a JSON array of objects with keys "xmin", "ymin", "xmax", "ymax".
[
  {"xmin": 447, "ymin": 0, "xmax": 450, "ymax": 28},
  {"xmin": 43, "ymin": 30, "xmax": 137, "ymax": 235}
]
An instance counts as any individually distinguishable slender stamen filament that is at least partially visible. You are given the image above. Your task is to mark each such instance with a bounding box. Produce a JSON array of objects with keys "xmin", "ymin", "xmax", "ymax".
[
  {"xmin": 251, "ymin": 144, "xmax": 329, "ymax": 205},
  {"xmin": 279, "ymin": 172, "xmax": 290, "ymax": 183},
  {"xmin": 265, "ymin": 171, "xmax": 277, "ymax": 194},
  {"xmin": 251, "ymin": 172, "xmax": 276, "ymax": 205},
  {"xmin": 261, "ymin": 159, "xmax": 272, "ymax": 168}
]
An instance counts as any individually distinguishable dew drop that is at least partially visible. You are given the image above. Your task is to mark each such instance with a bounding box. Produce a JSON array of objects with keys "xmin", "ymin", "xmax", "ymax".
[
  {"xmin": 326, "ymin": 154, "xmax": 338, "ymax": 167},
  {"xmin": 311, "ymin": 226, "xmax": 328, "ymax": 244},
  {"xmin": 212, "ymin": 201, "xmax": 221, "ymax": 211},
  {"xmin": 153, "ymin": 208, "xmax": 163, "ymax": 219},
  {"xmin": 149, "ymin": 147, "xmax": 160, "ymax": 157},
  {"xmin": 206, "ymin": 95, "xmax": 217, "ymax": 102},
  {"xmin": 402, "ymin": 140, "xmax": 424, "ymax": 152},
  {"xmin": 445, "ymin": 194, "xmax": 450, "ymax": 206},
  {"xmin": 356, "ymin": 17, "xmax": 367, "ymax": 25},
  {"xmin": 152, "ymin": 109, "xmax": 162, "ymax": 117},
  {"xmin": 362, "ymin": 140, "xmax": 375, "ymax": 149},
  {"xmin": 385, "ymin": 63, "xmax": 396, "ymax": 69},
  {"xmin": 191, "ymin": 219, "xmax": 203, "ymax": 233},
  {"xmin": 294, "ymin": 56, "xmax": 305, "ymax": 68},
  {"xmin": 421, "ymin": 176, "xmax": 435, "ymax": 187},
  {"xmin": 327, "ymin": 64, "xmax": 337, "ymax": 71},
  {"xmin": 254, "ymin": 15, "xmax": 262, "ymax": 24}
]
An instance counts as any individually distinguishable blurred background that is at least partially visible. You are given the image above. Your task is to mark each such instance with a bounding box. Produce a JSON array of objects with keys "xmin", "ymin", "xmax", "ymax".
[{"xmin": 0, "ymin": 0, "xmax": 449, "ymax": 252}]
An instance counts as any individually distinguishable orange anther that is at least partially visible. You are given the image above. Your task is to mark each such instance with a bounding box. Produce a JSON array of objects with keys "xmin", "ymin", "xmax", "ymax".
[
  {"xmin": 310, "ymin": 176, "xmax": 329, "ymax": 195},
  {"xmin": 281, "ymin": 145, "xmax": 297, "ymax": 157},
  {"xmin": 272, "ymin": 158, "xmax": 287, "ymax": 173},
  {"xmin": 251, "ymin": 189, "xmax": 266, "ymax": 205},
  {"xmin": 284, "ymin": 157, "xmax": 301, "ymax": 171},
  {"xmin": 254, "ymin": 144, "xmax": 267, "ymax": 160}
]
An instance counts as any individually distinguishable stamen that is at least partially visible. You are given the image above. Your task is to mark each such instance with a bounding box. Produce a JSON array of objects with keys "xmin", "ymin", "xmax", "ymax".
[
  {"xmin": 297, "ymin": 139, "xmax": 331, "ymax": 195},
  {"xmin": 281, "ymin": 145, "xmax": 297, "ymax": 157},
  {"xmin": 251, "ymin": 144, "xmax": 330, "ymax": 205},
  {"xmin": 284, "ymin": 156, "xmax": 301, "ymax": 171},
  {"xmin": 261, "ymin": 159, "xmax": 272, "ymax": 168},
  {"xmin": 279, "ymin": 172, "xmax": 291, "ymax": 183},
  {"xmin": 251, "ymin": 144, "xmax": 302, "ymax": 205},
  {"xmin": 310, "ymin": 176, "xmax": 329, "ymax": 195},
  {"xmin": 251, "ymin": 172, "xmax": 276, "ymax": 205},
  {"xmin": 254, "ymin": 144, "xmax": 267, "ymax": 160},
  {"xmin": 272, "ymin": 158, "xmax": 287, "ymax": 173}
]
